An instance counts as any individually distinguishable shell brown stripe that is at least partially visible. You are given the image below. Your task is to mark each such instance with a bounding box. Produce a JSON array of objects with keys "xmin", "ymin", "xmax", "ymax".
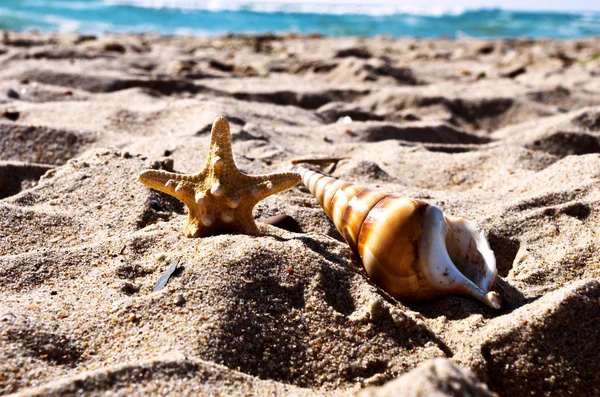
[
  {"xmin": 341, "ymin": 189, "xmax": 389, "ymax": 252},
  {"xmin": 312, "ymin": 174, "xmax": 337, "ymax": 209},
  {"xmin": 329, "ymin": 183, "xmax": 366, "ymax": 237},
  {"xmin": 357, "ymin": 197, "xmax": 429, "ymax": 279}
]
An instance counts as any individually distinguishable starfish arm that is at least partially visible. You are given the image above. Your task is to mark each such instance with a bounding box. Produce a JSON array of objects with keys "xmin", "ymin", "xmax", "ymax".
[
  {"xmin": 206, "ymin": 116, "xmax": 236, "ymax": 172},
  {"xmin": 138, "ymin": 169, "xmax": 197, "ymax": 204},
  {"xmin": 232, "ymin": 211, "xmax": 260, "ymax": 234},
  {"xmin": 250, "ymin": 171, "xmax": 301, "ymax": 201}
]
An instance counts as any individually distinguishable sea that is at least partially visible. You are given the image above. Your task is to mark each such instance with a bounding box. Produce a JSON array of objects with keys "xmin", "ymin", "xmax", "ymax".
[{"xmin": 1, "ymin": 0, "xmax": 599, "ymax": 39}]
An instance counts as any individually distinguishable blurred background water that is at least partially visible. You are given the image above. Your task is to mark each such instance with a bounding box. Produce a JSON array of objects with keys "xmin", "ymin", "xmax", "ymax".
[{"xmin": 1, "ymin": 0, "xmax": 599, "ymax": 38}]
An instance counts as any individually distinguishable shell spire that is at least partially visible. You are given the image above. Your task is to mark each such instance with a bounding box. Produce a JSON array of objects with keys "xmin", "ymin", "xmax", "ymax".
[{"xmin": 297, "ymin": 167, "xmax": 501, "ymax": 309}]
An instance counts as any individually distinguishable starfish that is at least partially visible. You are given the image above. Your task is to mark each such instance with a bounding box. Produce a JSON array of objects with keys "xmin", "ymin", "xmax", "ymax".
[{"xmin": 138, "ymin": 116, "xmax": 300, "ymax": 238}]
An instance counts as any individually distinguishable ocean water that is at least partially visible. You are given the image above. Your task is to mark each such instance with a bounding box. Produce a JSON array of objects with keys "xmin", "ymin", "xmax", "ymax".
[{"xmin": 1, "ymin": 0, "xmax": 599, "ymax": 39}]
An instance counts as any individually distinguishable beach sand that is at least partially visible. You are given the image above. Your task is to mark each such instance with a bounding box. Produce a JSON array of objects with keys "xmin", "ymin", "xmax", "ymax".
[{"xmin": 1, "ymin": 31, "xmax": 599, "ymax": 396}]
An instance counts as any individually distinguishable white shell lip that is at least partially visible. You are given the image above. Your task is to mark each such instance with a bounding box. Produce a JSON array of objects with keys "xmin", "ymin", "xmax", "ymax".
[
  {"xmin": 444, "ymin": 215, "xmax": 497, "ymax": 293},
  {"xmin": 422, "ymin": 206, "xmax": 500, "ymax": 309}
]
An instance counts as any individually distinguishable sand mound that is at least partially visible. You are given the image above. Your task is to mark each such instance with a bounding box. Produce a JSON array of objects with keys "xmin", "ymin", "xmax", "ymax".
[
  {"xmin": 459, "ymin": 280, "xmax": 600, "ymax": 395},
  {"xmin": 358, "ymin": 358, "xmax": 496, "ymax": 397},
  {"xmin": 0, "ymin": 123, "xmax": 96, "ymax": 165},
  {"xmin": 17, "ymin": 357, "xmax": 335, "ymax": 397},
  {"xmin": 1, "ymin": 33, "xmax": 599, "ymax": 396},
  {"xmin": 494, "ymin": 107, "xmax": 600, "ymax": 158}
]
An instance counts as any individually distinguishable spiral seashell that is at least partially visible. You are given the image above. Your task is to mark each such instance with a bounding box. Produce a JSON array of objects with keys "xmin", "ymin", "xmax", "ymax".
[{"xmin": 297, "ymin": 167, "xmax": 501, "ymax": 309}]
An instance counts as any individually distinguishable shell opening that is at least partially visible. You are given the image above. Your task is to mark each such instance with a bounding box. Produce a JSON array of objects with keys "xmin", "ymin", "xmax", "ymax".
[
  {"xmin": 444, "ymin": 216, "xmax": 497, "ymax": 294},
  {"xmin": 421, "ymin": 207, "xmax": 500, "ymax": 308}
]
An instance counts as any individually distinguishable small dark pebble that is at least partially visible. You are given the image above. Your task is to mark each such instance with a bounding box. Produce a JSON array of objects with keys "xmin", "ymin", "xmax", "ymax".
[
  {"xmin": 120, "ymin": 281, "xmax": 140, "ymax": 295},
  {"xmin": 6, "ymin": 88, "xmax": 19, "ymax": 99},
  {"xmin": 174, "ymin": 295, "xmax": 186, "ymax": 306},
  {"xmin": 160, "ymin": 157, "xmax": 174, "ymax": 172},
  {"xmin": 50, "ymin": 291, "xmax": 57, "ymax": 296},
  {"xmin": 1, "ymin": 110, "xmax": 20, "ymax": 121},
  {"xmin": 261, "ymin": 214, "xmax": 302, "ymax": 233}
]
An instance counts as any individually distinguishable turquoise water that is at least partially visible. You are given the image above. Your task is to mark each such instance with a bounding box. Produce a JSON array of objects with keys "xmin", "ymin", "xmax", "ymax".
[{"xmin": 1, "ymin": 0, "xmax": 599, "ymax": 38}]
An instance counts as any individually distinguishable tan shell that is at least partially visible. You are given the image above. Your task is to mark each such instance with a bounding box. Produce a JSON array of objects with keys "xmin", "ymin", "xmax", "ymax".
[{"xmin": 297, "ymin": 167, "xmax": 501, "ymax": 309}]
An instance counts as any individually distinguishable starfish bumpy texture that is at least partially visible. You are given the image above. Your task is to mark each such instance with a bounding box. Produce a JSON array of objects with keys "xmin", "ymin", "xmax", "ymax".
[{"xmin": 138, "ymin": 116, "xmax": 300, "ymax": 237}]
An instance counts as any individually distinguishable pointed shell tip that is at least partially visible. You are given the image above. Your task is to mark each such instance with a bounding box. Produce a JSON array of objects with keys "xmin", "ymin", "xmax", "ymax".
[{"xmin": 485, "ymin": 291, "xmax": 501, "ymax": 309}]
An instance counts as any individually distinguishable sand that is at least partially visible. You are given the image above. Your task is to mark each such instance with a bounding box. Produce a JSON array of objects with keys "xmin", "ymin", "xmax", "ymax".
[{"xmin": 0, "ymin": 31, "xmax": 599, "ymax": 396}]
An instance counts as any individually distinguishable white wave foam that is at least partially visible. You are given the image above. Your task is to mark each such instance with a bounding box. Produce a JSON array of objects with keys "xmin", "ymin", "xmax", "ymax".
[
  {"xmin": 0, "ymin": 6, "xmax": 117, "ymax": 35},
  {"xmin": 173, "ymin": 27, "xmax": 214, "ymax": 36},
  {"xmin": 103, "ymin": 0, "xmax": 468, "ymax": 17},
  {"xmin": 25, "ymin": 0, "xmax": 106, "ymax": 10}
]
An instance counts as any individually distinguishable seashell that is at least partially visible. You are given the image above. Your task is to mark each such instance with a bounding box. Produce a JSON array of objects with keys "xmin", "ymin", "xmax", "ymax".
[{"xmin": 297, "ymin": 167, "xmax": 501, "ymax": 309}]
